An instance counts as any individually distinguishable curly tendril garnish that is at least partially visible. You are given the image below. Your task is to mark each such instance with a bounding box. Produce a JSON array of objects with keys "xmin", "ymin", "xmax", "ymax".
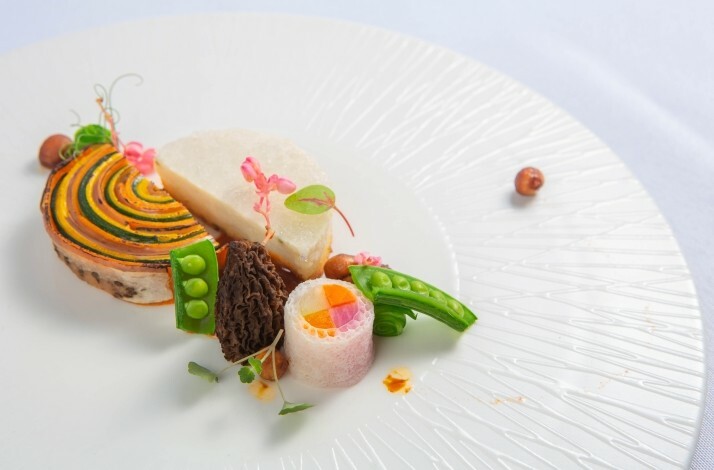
[
  {"xmin": 93, "ymin": 72, "xmax": 144, "ymax": 131},
  {"xmin": 61, "ymin": 74, "xmax": 156, "ymax": 176}
]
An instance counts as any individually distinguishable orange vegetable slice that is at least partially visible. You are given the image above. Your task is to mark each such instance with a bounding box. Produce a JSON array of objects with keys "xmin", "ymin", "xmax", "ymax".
[
  {"xmin": 323, "ymin": 284, "xmax": 356, "ymax": 307},
  {"xmin": 303, "ymin": 309, "xmax": 335, "ymax": 329}
]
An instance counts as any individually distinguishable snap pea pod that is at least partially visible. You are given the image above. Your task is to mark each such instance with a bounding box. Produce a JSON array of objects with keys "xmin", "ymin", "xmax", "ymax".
[
  {"xmin": 349, "ymin": 265, "xmax": 477, "ymax": 332},
  {"xmin": 373, "ymin": 304, "xmax": 413, "ymax": 337},
  {"xmin": 170, "ymin": 239, "xmax": 219, "ymax": 335}
]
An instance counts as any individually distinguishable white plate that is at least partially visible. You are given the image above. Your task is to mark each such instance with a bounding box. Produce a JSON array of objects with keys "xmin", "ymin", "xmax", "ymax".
[{"xmin": 0, "ymin": 13, "xmax": 704, "ymax": 469}]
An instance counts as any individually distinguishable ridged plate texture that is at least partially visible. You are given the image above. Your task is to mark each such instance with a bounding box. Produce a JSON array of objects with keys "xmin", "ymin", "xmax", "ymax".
[{"xmin": 0, "ymin": 13, "xmax": 703, "ymax": 469}]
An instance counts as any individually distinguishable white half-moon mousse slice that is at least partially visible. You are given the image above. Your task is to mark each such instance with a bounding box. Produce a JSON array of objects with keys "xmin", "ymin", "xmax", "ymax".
[{"xmin": 156, "ymin": 129, "xmax": 332, "ymax": 279}]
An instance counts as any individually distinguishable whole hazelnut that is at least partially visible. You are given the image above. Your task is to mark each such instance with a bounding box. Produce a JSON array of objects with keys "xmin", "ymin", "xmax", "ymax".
[
  {"xmin": 324, "ymin": 253, "xmax": 355, "ymax": 280},
  {"xmin": 39, "ymin": 134, "xmax": 72, "ymax": 169},
  {"xmin": 258, "ymin": 349, "xmax": 288, "ymax": 381},
  {"xmin": 514, "ymin": 167, "xmax": 544, "ymax": 196}
]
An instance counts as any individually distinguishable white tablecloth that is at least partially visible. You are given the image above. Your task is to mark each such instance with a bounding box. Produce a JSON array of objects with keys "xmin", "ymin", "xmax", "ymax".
[{"xmin": 2, "ymin": 1, "xmax": 711, "ymax": 467}]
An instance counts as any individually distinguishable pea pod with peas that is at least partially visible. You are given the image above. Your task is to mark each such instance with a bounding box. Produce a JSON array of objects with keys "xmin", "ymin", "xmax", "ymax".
[
  {"xmin": 170, "ymin": 239, "xmax": 219, "ymax": 335},
  {"xmin": 349, "ymin": 265, "xmax": 477, "ymax": 332}
]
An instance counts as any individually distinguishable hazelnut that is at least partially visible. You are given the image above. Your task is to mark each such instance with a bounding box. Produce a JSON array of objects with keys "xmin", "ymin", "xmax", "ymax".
[
  {"xmin": 258, "ymin": 349, "xmax": 288, "ymax": 381},
  {"xmin": 514, "ymin": 167, "xmax": 544, "ymax": 196},
  {"xmin": 39, "ymin": 134, "xmax": 72, "ymax": 169},
  {"xmin": 324, "ymin": 253, "xmax": 355, "ymax": 280}
]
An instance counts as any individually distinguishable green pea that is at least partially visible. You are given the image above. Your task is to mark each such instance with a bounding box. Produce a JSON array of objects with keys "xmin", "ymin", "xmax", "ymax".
[
  {"xmin": 410, "ymin": 280, "xmax": 429, "ymax": 295},
  {"xmin": 447, "ymin": 299, "xmax": 464, "ymax": 317},
  {"xmin": 183, "ymin": 278, "xmax": 209, "ymax": 298},
  {"xmin": 185, "ymin": 300, "xmax": 209, "ymax": 319},
  {"xmin": 429, "ymin": 290, "xmax": 447, "ymax": 304},
  {"xmin": 179, "ymin": 255, "xmax": 206, "ymax": 275},
  {"xmin": 391, "ymin": 275, "xmax": 410, "ymax": 290},
  {"xmin": 370, "ymin": 271, "xmax": 392, "ymax": 288}
]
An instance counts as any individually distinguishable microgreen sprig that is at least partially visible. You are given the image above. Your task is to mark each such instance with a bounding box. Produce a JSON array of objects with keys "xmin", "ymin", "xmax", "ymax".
[
  {"xmin": 63, "ymin": 124, "xmax": 113, "ymax": 160},
  {"xmin": 284, "ymin": 184, "xmax": 355, "ymax": 237},
  {"xmin": 96, "ymin": 97, "xmax": 120, "ymax": 150},
  {"xmin": 188, "ymin": 329, "xmax": 313, "ymax": 416},
  {"xmin": 95, "ymin": 96, "xmax": 156, "ymax": 176},
  {"xmin": 238, "ymin": 357, "xmax": 263, "ymax": 383},
  {"xmin": 61, "ymin": 75, "xmax": 156, "ymax": 176}
]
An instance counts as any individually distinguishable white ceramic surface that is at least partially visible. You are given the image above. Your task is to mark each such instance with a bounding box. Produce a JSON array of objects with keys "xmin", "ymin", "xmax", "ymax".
[{"xmin": 0, "ymin": 14, "xmax": 704, "ymax": 469}]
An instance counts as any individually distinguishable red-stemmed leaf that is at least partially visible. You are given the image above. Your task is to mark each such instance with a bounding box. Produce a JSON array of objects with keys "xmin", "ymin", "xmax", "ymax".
[{"xmin": 285, "ymin": 185, "xmax": 355, "ymax": 236}]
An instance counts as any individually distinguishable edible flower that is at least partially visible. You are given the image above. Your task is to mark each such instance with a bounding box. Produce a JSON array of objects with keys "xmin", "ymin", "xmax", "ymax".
[
  {"xmin": 241, "ymin": 157, "xmax": 296, "ymax": 244},
  {"xmin": 123, "ymin": 141, "xmax": 156, "ymax": 176},
  {"xmin": 354, "ymin": 252, "xmax": 382, "ymax": 266}
]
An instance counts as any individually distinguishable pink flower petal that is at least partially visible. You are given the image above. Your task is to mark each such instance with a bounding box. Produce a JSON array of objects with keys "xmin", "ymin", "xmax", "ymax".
[
  {"xmin": 241, "ymin": 159, "xmax": 258, "ymax": 182},
  {"xmin": 123, "ymin": 142, "xmax": 156, "ymax": 175},
  {"xmin": 265, "ymin": 174, "xmax": 279, "ymax": 190},
  {"xmin": 354, "ymin": 252, "xmax": 382, "ymax": 266},
  {"xmin": 123, "ymin": 141, "xmax": 143, "ymax": 159},
  {"xmin": 143, "ymin": 147, "xmax": 156, "ymax": 160},
  {"xmin": 275, "ymin": 177, "xmax": 296, "ymax": 194},
  {"xmin": 135, "ymin": 161, "xmax": 154, "ymax": 176}
]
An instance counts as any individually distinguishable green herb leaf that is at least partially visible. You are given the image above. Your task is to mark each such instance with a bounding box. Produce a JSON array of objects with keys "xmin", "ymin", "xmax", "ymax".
[
  {"xmin": 279, "ymin": 401, "xmax": 314, "ymax": 415},
  {"xmin": 238, "ymin": 366, "xmax": 255, "ymax": 383},
  {"xmin": 188, "ymin": 361, "xmax": 218, "ymax": 383},
  {"xmin": 284, "ymin": 185, "xmax": 335, "ymax": 215},
  {"xmin": 248, "ymin": 357, "xmax": 263, "ymax": 375},
  {"xmin": 73, "ymin": 124, "xmax": 113, "ymax": 151}
]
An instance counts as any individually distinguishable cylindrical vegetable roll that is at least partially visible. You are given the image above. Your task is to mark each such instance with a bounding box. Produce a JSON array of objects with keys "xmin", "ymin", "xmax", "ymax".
[{"xmin": 284, "ymin": 279, "xmax": 374, "ymax": 387}]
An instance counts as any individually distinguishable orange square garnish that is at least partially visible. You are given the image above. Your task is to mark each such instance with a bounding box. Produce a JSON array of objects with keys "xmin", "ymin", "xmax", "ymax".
[
  {"xmin": 303, "ymin": 309, "xmax": 336, "ymax": 329},
  {"xmin": 323, "ymin": 284, "xmax": 356, "ymax": 307}
]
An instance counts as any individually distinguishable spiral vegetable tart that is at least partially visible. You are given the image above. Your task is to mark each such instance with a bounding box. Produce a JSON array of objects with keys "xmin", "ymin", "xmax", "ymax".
[{"xmin": 40, "ymin": 144, "xmax": 213, "ymax": 304}]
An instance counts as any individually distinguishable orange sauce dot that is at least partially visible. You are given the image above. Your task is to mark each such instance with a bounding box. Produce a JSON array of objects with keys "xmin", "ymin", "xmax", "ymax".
[
  {"xmin": 383, "ymin": 367, "xmax": 412, "ymax": 394},
  {"xmin": 248, "ymin": 380, "xmax": 276, "ymax": 402}
]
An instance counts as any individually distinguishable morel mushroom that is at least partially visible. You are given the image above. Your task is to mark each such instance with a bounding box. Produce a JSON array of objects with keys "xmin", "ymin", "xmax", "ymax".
[{"xmin": 215, "ymin": 240, "xmax": 287, "ymax": 362}]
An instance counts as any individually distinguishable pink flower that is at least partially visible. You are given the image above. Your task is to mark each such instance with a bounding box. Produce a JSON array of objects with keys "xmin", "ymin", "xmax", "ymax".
[
  {"xmin": 240, "ymin": 156, "xmax": 296, "ymax": 243},
  {"xmin": 124, "ymin": 141, "xmax": 156, "ymax": 176},
  {"xmin": 241, "ymin": 156, "xmax": 296, "ymax": 195},
  {"xmin": 240, "ymin": 157, "xmax": 261, "ymax": 183},
  {"xmin": 354, "ymin": 252, "xmax": 382, "ymax": 266}
]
